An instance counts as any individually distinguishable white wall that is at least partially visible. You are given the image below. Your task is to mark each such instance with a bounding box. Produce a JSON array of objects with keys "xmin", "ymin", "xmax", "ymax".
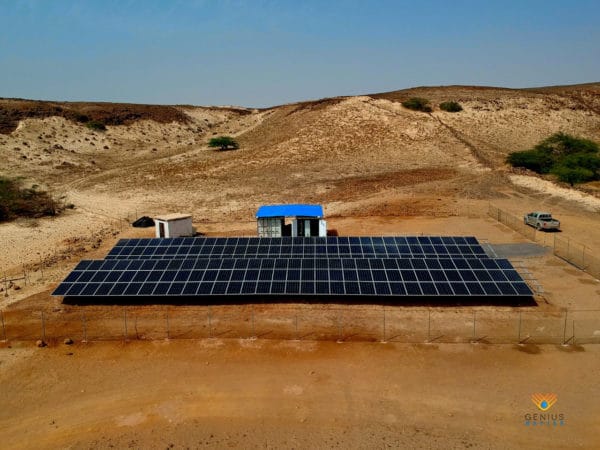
[
  {"xmin": 155, "ymin": 218, "xmax": 193, "ymax": 238},
  {"xmin": 319, "ymin": 219, "xmax": 327, "ymax": 237}
]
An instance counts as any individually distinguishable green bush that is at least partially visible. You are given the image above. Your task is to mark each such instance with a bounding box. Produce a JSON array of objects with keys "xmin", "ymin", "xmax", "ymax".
[
  {"xmin": 86, "ymin": 120, "xmax": 107, "ymax": 131},
  {"xmin": 507, "ymin": 132, "xmax": 600, "ymax": 186},
  {"xmin": 558, "ymin": 152, "xmax": 600, "ymax": 171},
  {"xmin": 552, "ymin": 166, "xmax": 595, "ymax": 186},
  {"xmin": 534, "ymin": 132, "xmax": 598, "ymax": 157},
  {"xmin": 439, "ymin": 101, "xmax": 463, "ymax": 112},
  {"xmin": 506, "ymin": 149, "xmax": 555, "ymax": 173},
  {"xmin": 208, "ymin": 136, "xmax": 239, "ymax": 151},
  {"xmin": 401, "ymin": 97, "xmax": 432, "ymax": 112},
  {"xmin": 0, "ymin": 177, "xmax": 61, "ymax": 222}
]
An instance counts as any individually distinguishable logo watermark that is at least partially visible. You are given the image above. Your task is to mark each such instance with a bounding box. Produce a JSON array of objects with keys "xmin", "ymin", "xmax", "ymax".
[
  {"xmin": 524, "ymin": 393, "xmax": 565, "ymax": 426},
  {"xmin": 531, "ymin": 393, "xmax": 557, "ymax": 411}
]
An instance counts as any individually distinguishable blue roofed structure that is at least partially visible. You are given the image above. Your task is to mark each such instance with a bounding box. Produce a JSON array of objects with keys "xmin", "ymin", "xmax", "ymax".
[
  {"xmin": 256, "ymin": 204, "xmax": 326, "ymax": 237},
  {"xmin": 256, "ymin": 204, "xmax": 323, "ymax": 219}
]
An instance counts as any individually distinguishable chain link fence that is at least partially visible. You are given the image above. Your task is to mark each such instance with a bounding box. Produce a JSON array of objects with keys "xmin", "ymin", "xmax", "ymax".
[
  {"xmin": 2, "ymin": 306, "xmax": 599, "ymax": 345},
  {"xmin": 488, "ymin": 204, "xmax": 600, "ymax": 280}
]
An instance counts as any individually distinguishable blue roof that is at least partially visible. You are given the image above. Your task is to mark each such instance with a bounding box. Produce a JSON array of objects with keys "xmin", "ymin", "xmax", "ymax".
[{"xmin": 256, "ymin": 204, "xmax": 324, "ymax": 219}]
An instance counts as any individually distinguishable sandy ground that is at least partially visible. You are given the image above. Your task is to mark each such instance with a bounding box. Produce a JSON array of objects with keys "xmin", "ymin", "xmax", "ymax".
[
  {"xmin": 1, "ymin": 340, "xmax": 599, "ymax": 449},
  {"xmin": 509, "ymin": 175, "xmax": 600, "ymax": 212},
  {"xmin": 1, "ymin": 84, "xmax": 600, "ymax": 448}
]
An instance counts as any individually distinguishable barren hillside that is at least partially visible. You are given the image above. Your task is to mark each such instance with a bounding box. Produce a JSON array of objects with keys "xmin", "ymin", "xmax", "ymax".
[{"xmin": 1, "ymin": 84, "xmax": 600, "ymax": 274}]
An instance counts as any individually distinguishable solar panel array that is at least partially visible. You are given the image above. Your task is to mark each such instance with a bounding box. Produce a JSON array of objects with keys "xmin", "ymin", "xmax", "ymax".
[
  {"xmin": 53, "ymin": 236, "xmax": 533, "ymax": 299},
  {"xmin": 52, "ymin": 257, "xmax": 532, "ymax": 297},
  {"xmin": 106, "ymin": 236, "xmax": 489, "ymax": 259}
]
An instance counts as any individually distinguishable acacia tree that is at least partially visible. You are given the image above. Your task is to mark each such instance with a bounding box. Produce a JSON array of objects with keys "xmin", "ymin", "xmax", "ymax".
[
  {"xmin": 507, "ymin": 132, "xmax": 600, "ymax": 185},
  {"xmin": 208, "ymin": 136, "xmax": 239, "ymax": 151}
]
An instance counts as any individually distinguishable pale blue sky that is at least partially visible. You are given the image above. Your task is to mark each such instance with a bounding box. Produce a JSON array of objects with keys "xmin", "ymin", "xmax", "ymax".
[{"xmin": 1, "ymin": 1, "xmax": 599, "ymax": 107}]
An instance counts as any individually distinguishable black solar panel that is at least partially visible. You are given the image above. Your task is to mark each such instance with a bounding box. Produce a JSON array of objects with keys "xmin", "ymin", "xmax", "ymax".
[
  {"xmin": 52, "ymin": 257, "xmax": 533, "ymax": 298},
  {"xmin": 104, "ymin": 236, "xmax": 488, "ymax": 260}
]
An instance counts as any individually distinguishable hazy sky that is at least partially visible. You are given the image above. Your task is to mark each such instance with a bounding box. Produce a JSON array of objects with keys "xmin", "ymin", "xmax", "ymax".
[{"xmin": 1, "ymin": 0, "xmax": 599, "ymax": 107}]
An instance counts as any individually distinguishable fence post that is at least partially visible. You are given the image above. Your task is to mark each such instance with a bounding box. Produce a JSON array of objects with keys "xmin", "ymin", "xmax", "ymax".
[
  {"xmin": 427, "ymin": 310, "xmax": 431, "ymax": 342},
  {"xmin": 337, "ymin": 309, "xmax": 343, "ymax": 343},
  {"xmin": 572, "ymin": 320, "xmax": 576, "ymax": 345},
  {"xmin": 165, "ymin": 308, "xmax": 170, "ymax": 340},
  {"xmin": 41, "ymin": 311, "xmax": 46, "ymax": 341},
  {"xmin": 381, "ymin": 306, "xmax": 387, "ymax": 343},
  {"xmin": 250, "ymin": 305, "xmax": 255, "ymax": 339},
  {"xmin": 294, "ymin": 312, "xmax": 299, "ymax": 340},
  {"xmin": 1, "ymin": 310, "xmax": 6, "ymax": 341},
  {"xmin": 517, "ymin": 311, "xmax": 522, "ymax": 343},
  {"xmin": 562, "ymin": 310, "xmax": 568, "ymax": 345},
  {"xmin": 123, "ymin": 309, "xmax": 128, "ymax": 341},
  {"xmin": 80, "ymin": 312, "xmax": 87, "ymax": 342}
]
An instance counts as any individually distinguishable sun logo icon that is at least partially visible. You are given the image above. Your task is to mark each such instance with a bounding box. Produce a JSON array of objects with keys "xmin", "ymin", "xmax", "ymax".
[{"xmin": 531, "ymin": 393, "xmax": 557, "ymax": 411}]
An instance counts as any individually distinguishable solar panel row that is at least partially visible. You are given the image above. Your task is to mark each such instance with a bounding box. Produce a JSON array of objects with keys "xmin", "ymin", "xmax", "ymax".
[
  {"xmin": 52, "ymin": 257, "xmax": 533, "ymax": 297},
  {"xmin": 115, "ymin": 236, "xmax": 481, "ymax": 246},
  {"xmin": 77, "ymin": 256, "xmax": 512, "ymax": 272},
  {"xmin": 106, "ymin": 236, "xmax": 487, "ymax": 259}
]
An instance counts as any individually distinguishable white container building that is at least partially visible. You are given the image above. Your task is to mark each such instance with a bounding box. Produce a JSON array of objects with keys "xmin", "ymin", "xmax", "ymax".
[{"xmin": 154, "ymin": 213, "xmax": 193, "ymax": 238}]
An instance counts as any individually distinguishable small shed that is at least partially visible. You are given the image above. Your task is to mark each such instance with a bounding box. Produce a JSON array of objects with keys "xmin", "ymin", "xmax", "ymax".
[
  {"xmin": 256, "ymin": 204, "xmax": 326, "ymax": 237},
  {"xmin": 154, "ymin": 213, "xmax": 193, "ymax": 238}
]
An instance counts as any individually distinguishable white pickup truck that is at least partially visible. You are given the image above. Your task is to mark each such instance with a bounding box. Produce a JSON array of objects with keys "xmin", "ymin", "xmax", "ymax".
[{"xmin": 524, "ymin": 212, "xmax": 560, "ymax": 231}]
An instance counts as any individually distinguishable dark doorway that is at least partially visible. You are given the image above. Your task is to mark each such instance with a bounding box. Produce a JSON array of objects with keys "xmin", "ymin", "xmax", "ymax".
[
  {"xmin": 297, "ymin": 218, "xmax": 320, "ymax": 237},
  {"xmin": 282, "ymin": 223, "xmax": 292, "ymax": 236},
  {"xmin": 310, "ymin": 219, "xmax": 319, "ymax": 236}
]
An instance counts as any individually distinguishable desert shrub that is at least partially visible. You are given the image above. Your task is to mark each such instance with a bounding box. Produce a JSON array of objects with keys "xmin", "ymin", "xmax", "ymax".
[
  {"xmin": 86, "ymin": 120, "xmax": 107, "ymax": 131},
  {"xmin": 534, "ymin": 132, "xmax": 598, "ymax": 157},
  {"xmin": 439, "ymin": 101, "xmax": 463, "ymax": 112},
  {"xmin": 506, "ymin": 149, "xmax": 555, "ymax": 173},
  {"xmin": 401, "ymin": 97, "xmax": 432, "ymax": 112},
  {"xmin": 560, "ymin": 152, "xmax": 600, "ymax": 172},
  {"xmin": 507, "ymin": 132, "xmax": 600, "ymax": 185},
  {"xmin": 0, "ymin": 177, "xmax": 61, "ymax": 222},
  {"xmin": 208, "ymin": 136, "xmax": 239, "ymax": 151},
  {"xmin": 552, "ymin": 166, "xmax": 595, "ymax": 186},
  {"xmin": 73, "ymin": 113, "xmax": 90, "ymax": 123}
]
